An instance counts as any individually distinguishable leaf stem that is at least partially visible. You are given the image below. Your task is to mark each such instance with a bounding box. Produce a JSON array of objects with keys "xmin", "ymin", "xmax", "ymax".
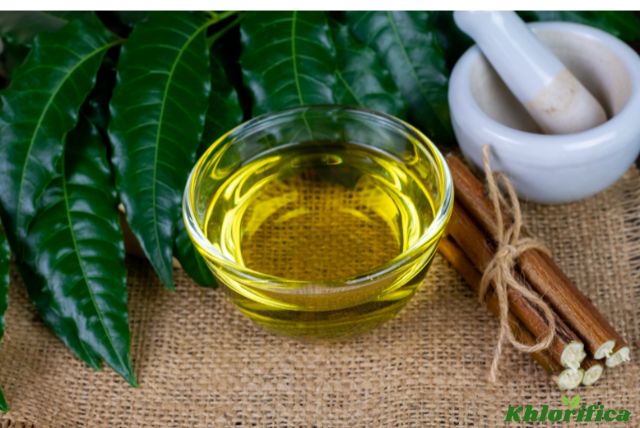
[
  {"xmin": 214, "ymin": 11, "xmax": 237, "ymax": 22},
  {"xmin": 207, "ymin": 14, "xmax": 243, "ymax": 48}
]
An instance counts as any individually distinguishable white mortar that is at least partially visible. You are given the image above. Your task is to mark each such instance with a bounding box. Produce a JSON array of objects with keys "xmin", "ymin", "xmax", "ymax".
[{"xmin": 448, "ymin": 22, "xmax": 640, "ymax": 203}]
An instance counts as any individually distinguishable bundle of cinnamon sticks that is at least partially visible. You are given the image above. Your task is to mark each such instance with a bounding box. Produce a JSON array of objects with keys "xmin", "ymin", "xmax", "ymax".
[{"xmin": 438, "ymin": 154, "xmax": 631, "ymax": 389}]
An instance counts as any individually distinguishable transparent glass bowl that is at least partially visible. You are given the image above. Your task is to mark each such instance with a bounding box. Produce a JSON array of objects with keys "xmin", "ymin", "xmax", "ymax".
[{"xmin": 183, "ymin": 106, "xmax": 453, "ymax": 338}]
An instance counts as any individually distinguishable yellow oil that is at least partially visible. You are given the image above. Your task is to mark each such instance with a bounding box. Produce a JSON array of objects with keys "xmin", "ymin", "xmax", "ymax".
[{"xmin": 204, "ymin": 142, "xmax": 437, "ymax": 338}]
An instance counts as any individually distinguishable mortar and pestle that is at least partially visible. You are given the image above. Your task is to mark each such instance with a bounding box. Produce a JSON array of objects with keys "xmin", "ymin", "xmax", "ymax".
[{"xmin": 448, "ymin": 11, "xmax": 640, "ymax": 203}]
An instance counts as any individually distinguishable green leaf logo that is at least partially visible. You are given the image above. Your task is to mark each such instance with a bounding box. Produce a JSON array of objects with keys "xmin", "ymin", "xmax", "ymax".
[{"xmin": 561, "ymin": 394, "xmax": 581, "ymax": 409}]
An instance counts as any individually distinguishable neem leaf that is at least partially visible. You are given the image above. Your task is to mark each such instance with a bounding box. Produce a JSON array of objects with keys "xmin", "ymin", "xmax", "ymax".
[
  {"xmin": 84, "ymin": 53, "xmax": 119, "ymax": 136},
  {"xmin": 331, "ymin": 22, "xmax": 407, "ymax": 117},
  {"xmin": 25, "ymin": 118, "xmax": 134, "ymax": 385},
  {"xmin": 0, "ymin": 12, "xmax": 91, "ymax": 46},
  {"xmin": 347, "ymin": 12, "xmax": 452, "ymax": 145},
  {"xmin": 200, "ymin": 53, "xmax": 243, "ymax": 152},
  {"xmin": 0, "ymin": 228, "xmax": 9, "ymax": 412},
  {"xmin": 109, "ymin": 12, "xmax": 212, "ymax": 289},
  {"xmin": 0, "ymin": 16, "xmax": 116, "ymax": 253},
  {"xmin": 0, "ymin": 228, "xmax": 8, "ymax": 349},
  {"xmin": 115, "ymin": 12, "xmax": 151, "ymax": 28},
  {"xmin": 17, "ymin": 260, "xmax": 102, "ymax": 369},
  {"xmin": 0, "ymin": 12, "xmax": 66, "ymax": 45},
  {"xmin": 0, "ymin": 40, "xmax": 30, "ymax": 88},
  {"xmin": 209, "ymin": 22, "xmax": 251, "ymax": 119},
  {"xmin": 240, "ymin": 11, "xmax": 336, "ymax": 115},
  {"xmin": 172, "ymin": 51, "xmax": 240, "ymax": 288},
  {"xmin": 174, "ymin": 219, "xmax": 217, "ymax": 288},
  {"xmin": 0, "ymin": 16, "xmax": 114, "ymax": 371},
  {"xmin": 520, "ymin": 11, "xmax": 640, "ymax": 42},
  {"xmin": 432, "ymin": 12, "xmax": 473, "ymax": 71}
]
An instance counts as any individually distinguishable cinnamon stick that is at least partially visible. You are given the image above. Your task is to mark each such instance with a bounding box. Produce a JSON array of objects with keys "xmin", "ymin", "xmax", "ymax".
[
  {"xmin": 606, "ymin": 341, "xmax": 631, "ymax": 368},
  {"xmin": 447, "ymin": 204, "xmax": 585, "ymax": 369},
  {"xmin": 581, "ymin": 358, "xmax": 604, "ymax": 386},
  {"xmin": 447, "ymin": 154, "xmax": 626, "ymax": 360},
  {"xmin": 438, "ymin": 238, "xmax": 583, "ymax": 390}
]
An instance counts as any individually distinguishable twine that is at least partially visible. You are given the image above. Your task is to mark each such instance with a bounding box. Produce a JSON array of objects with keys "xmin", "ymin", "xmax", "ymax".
[{"xmin": 478, "ymin": 145, "xmax": 557, "ymax": 383}]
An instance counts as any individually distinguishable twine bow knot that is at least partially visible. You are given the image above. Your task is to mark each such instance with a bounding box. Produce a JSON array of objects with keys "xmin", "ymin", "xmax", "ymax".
[{"xmin": 478, "ymin": 145, "xmax": 557, "ymax": 383}]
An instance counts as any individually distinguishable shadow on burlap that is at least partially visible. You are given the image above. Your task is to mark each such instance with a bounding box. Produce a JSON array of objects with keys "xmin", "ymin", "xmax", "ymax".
[{"xmin": 0, "ymin": 169, "xmax": 639, "ymax": 427}]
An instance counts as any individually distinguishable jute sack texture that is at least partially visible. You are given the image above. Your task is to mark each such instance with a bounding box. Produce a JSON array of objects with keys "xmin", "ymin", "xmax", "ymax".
[{"xmin": 0, "ymin": 168, "xmax": 639, "ymax": 427}]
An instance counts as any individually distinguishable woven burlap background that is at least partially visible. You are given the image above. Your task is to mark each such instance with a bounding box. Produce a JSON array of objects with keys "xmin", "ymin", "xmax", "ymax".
[{"xmin": 0, "ymin": 168, "xmax": 638, "ymax": 427}]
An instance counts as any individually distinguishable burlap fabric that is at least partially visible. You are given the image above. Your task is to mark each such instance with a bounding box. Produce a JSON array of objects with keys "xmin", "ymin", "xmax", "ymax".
[{"xmin": 0, "ymin": 168, "xmax": 639, "ymax": 427}]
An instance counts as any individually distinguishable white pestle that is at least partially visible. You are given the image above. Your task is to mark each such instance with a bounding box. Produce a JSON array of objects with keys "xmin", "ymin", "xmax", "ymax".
[{"xmin": 453, "ymin": 11, "xmax": 607, "ymax": 134}]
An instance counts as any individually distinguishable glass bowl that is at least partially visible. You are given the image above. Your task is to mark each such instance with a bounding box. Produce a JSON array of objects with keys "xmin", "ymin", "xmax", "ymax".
[{"xmin": 183, "ymin": 105, "xmax": 453, "ymax": 338}]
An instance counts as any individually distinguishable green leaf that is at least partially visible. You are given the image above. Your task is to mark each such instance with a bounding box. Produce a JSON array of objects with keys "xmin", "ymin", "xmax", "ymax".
[
  {"xmin": 178, "ymin": 45, "xmax": 242, "ymax": 288},
  {"xmin": 330, "ymin": 22, "xmax": 407, "ymax": 117},
  {"xmin": 0, "ymin": 228, "xmax": 9, "ymax": 412},
  {"xmin": 240, "ymin": 11, "xmax": 337, "ymax": 115},
  {"xmin": 200, "ymin": 53, "xmax": 243, "ymax": 152},
  {"xmin": 0, "ymin": 228, "xmax": 8, "ymax": 346},
  {"xmin": 347, "ymin": 12, "xmax": 452, "ymax": 145},
  {"xmin": 0, "ymin": 12, "xmax": 66, "ymax": 44},
  {"xmin": 115, "ymin": 12, "xmax": 150, "ymax": 27},
  {"xmin": 520, "ymin": 11, "xmax": 640, "ymax": 42},
  {"xmin": 174, "ymin": 218, "xmax": 217, "ymax": 288},
  {"xmin": 0, "ymin": 40, "xmax": 30, "ymax": 88},
  {"xmin": 0, "ymin": 16, "xmax": 114, "ymax": 371},
  {"xmin": 0, "ymin": 12, "xmax": 90, "ymax": 46},
  {"xmin": 209, "ymin": 21, "xmax": 250, "ymax": 118},
  {"xmin": 25, "ymin": 118, "xmax": 134, "ymax": 385},
  {"xmin": 570, "ymin": 394, "xmax": 581, "ymax": 409},
  {"xmin": 17, "ymin": 260, "xmax": 102, "ymax": 369},
  {"xmin": 432, "ymin": 12, "xmax": 473, "ymax": 71},
  {"xmin": 84, "ymin": 53, "xmax": 118, "ymax": 136},
  {"xmin": 172, "ymin": 52, "xmax": 240, "ymax": 288},
  {"xmin": 109, "ymin": 12, "xmax": 212, "ymax": 289},
  {"xmin": 0, "ymin": 16, "xmax": 116, "ymax": 253},
  {"xmin": 561, "ymin": 393, "xmax": 581, "ymax": 409}
]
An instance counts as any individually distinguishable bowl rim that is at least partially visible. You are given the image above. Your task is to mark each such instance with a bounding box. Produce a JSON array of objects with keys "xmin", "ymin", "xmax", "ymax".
[
  {"xmin": 182, "ymin": 105, "xmax": 454, "ymax": 293},
  {"xmin": 448, "ymin": 21, "xmax": 640, "ymax": 166}
]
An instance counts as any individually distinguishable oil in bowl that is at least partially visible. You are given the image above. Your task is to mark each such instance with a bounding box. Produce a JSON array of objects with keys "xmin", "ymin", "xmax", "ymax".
[{"xmin": 184, "ymin": 106, "xmax": 453, "ymax": 338}]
